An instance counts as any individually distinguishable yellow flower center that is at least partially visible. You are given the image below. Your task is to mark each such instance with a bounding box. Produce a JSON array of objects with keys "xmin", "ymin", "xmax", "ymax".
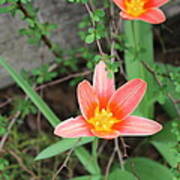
[
  {"xmin": 87, "ymin": 108, "xmax": 120, "ymax": 132},
  {"xmin": 125, "ymin": 0, "xmax": 146, "ymax": 17}
]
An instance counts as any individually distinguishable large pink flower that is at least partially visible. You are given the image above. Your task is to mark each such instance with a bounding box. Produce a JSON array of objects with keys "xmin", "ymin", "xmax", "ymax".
[
  {"xmin": 54, "ymin": 61, "xmax": 162, "ymax": 139},
  {"xmin": 113, "ymin": 0, "xmax": 169, "ymax": 24}
]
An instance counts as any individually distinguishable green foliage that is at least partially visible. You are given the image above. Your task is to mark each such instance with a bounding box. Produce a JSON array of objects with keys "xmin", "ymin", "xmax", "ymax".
[
  {"xmin": 109, "ymin": 169, "xmax": 136, "ymax": 180},
  {"xmin": 125, "ymin": 157, "xmax": 174, "ymax": 180},
  {"xmin": 35, "ymin": 137, "xmax": 95, "ymax": 160},
  {"xmin": 70, "ymin": 175, "xmax": 102, "ymax": 180},
  {"xmin": 75, "ymin": 147, "xmax": 101, "ymax": 175},
  {"xmin": 32, "ymin": 64, "xmax": 58, "ymax": 84},
  {"xmin": 0, "ymin": 116, "xmax": 7, "ymax": 135},
  {"xmin": 78, "ymin": 3, "xmax": 107, "ymax": 44},
  {"xmin": 0, "ymin": 158, "xmax": 10, "ymax": 180},
  {"xmin": 151, "ymin": 120, "xmax": 180, "ymax": 168},
  {"xmin": 150, "ymin": 63, "xmax": 180, "ymax": 117},
  {"xmin": 13, "ymin": 98, "xmax": 37, "ymax": 118},
  {"xmin": 0, "ymin": 0, "xmax": 179, "ymax": 179}
]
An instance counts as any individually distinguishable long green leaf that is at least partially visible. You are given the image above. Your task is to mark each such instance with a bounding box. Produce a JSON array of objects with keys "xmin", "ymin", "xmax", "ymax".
[
  {"xmin": 35, "ymin": 137, "xmax": 95, "ymax": 160},
  {"xmin": 75, "ymin": 147, "xmax": 101, "ymax": 175},
  {"xmin": 0, "ymin": 57, "xmax": 60, "ymax": 127}
]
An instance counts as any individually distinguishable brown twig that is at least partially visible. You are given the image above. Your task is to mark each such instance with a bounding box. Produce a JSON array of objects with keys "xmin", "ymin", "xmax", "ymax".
[
  {"xmin": 104, "ymin": 138, "xmax": 125, "ymax": 180},
  {"xmin": 120, "ymin": 137, "xmax": 129, "ymax": 158},
  {"xmin": 52, "ymin": 138, "xmax": 82, "ymax": 180},
  {"xmin": 0, "ymin": 98, "xmax": 12, "ymax": 108},
  {"xmin": 104, "ymin": 148, "xmax": 116, "ymax": 180},
  {"xmin": 0, "ymin": 70, "xmax": 91, "ymax": 108},
  {"xmin": 115, "ymin": 138, "xmax": 124, "ymax": 170},
  {"xmin": 36, "ymin": 70, "xmax": 91, "ymax": 91},
  {"xmin": 0, "ymin": 111, "xmax": 21, "ymax": 151},
  {"xmin": 84, "ymin": 3, "xmax": 104, "ymax": 55},
  {"xmin": 51, "ymin": 148, "xmax": 74, "ymax": 180}
]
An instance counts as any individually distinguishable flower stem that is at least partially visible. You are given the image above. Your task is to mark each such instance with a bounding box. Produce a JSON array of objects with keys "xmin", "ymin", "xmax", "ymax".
[
  {"xmin": 124, "ymin": 20, "xmax": 155, "ymax": 118},
  {"xmin": 92, "ymin": 137, "xmax": 100, "ymax": 174}
]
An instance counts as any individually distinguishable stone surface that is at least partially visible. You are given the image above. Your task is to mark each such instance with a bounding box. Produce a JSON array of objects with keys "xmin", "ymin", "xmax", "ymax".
[
  {"xmin": 0, "ymin": 0, "xmax": 179, "ymax": 88},
  {"xmin": 0, "ymin": 0, "xmax": 85, "ymax": 88}
]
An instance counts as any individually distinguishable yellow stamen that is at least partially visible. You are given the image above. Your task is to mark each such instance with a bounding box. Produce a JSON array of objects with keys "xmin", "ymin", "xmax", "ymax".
[
  {"xmin": 125, "ymin": 0, "xmax": 146, "ymax": 17},
  {"xmin": 87, "ymin": 108, "xmax": 120, "ymax": 132}
]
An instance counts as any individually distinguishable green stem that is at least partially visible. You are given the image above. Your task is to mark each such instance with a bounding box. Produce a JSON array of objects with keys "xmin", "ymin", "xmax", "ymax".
[
  {"xmin": 92, "ymin": 137, "xmax": 100, "ymax": 174},
  {"xmin": 124, "ymin": 20, "xmax": 155, "ymax": 118}
]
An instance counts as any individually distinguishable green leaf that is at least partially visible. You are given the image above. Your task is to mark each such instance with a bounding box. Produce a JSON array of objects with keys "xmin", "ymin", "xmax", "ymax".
[
  {"xmin": 0, "ymin": 58, "xmax": 60, "ymax": 127},
  {"xmin": 75, "ymin": 147, "xmax": 101, "ymax": 175},
  {"xmin": 109, "ymin": 169, "xmax": 137, "ymax": 180},
  {"xmin": 85, "ymin": 34, "xmax": 95, "ymax": 44},
  {"xmin": 151, "ymin": 120, "xmax": 179, "ymax": 168},
  {"xmin": 0, "ymin": 5, "xmax": 15, "ymax": 14},
  {"xmin": 125, "ymin": 157, "xmax": 174, "ymax": 180},
  {"xmin": 35, "ymin": 137, "xmax": 95, "ymax": 160},
  {"xmin": 70, "ymin": 175, "xmax": 101, "ymax": 180}
]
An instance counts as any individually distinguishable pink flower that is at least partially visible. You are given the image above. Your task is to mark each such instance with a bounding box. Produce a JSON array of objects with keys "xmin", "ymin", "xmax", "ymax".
[
  {"xmin": 54, "ymin": 61, "xmax": 162, "ymax": 139},
  {"xmin": 113, "ymin": 0, "xmax": 169, "ymax": 24}
]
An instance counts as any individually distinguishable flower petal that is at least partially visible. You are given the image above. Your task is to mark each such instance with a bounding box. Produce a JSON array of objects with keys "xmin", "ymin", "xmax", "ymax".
[
  {"xmin": 93, "ymin": 61, "xmax": 115, "ymax": 109},
  {"xmin": 108, "ymin": 79, "xmax": 147, "ymax": 120},
  {"xmin": 91, "ymin": 129, "xmax": 120, "ymax": 139},
  {"xmin": 113, "ymin": 0, "xmax": 125, "ymax": 11},
  {"xmin": 138, "ymin": 8, "xmax": 166, "ymax": 24},
  {"xmin": 77, "ymin": 80, "xmax": 99, "ymax": 119},
  {"xmin": 114, "ymin": 116, "xmax": 162, "ymax": 136},
  {"xmin": 145, "ymin": 0, "xmax": 169, "ymax": 8},
  {"xmin": 54, "ymin": 116, "xmax": 94, "ymax": 138}
]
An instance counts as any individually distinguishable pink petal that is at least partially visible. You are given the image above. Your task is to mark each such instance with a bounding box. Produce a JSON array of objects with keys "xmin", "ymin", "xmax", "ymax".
[
  {"xmin": 91, "ymin": 129, "xmax": 120, "ymax": 139},
  {"xmin": 114, "ymin": 116, "xmax": 162, "ymax": 136},
  {"xmin": 145, "ymin": 0, "xmax": 169, "ymax": 8},
  {"xmin": 54, "ymin": 116, "xmax": 94, "ymax": 138},
  {"xmin": 77, "ymin": 80, "xmax": 99, "ymax": 119},
  {"xmin": 93, "ymin": 61, "xmax": 115, "ymax": 109},
  {"xmin": 138, "ymin": 8, "xmax": 166, "ymax": 24},
  {"xmin": 113, "ymin": 0, "xmax": 125, "ymax": 11},
  {"xmin": 108, "ymin": 79, "xmax": 147, "ymax": 120}
]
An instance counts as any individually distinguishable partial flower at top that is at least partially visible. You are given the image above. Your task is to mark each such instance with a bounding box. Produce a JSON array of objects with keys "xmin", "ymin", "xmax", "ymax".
[
  {"xmin": 54, "ymin": 61, "xmax": 162, "ymax": 139},
  {"xmin": 113, "ymin": 0, "xmax": 169, "ymax": 24}
]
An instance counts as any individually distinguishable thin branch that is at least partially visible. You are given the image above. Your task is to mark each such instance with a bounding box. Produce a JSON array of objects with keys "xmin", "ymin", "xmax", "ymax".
[
  {"xmin": 0, "ymin": 98, "xmax": 12, "ymax": 108},
  {"xmin": 36, "ymin": 70, "xmax": 90, "ymax": 91},
  {"xmin": 84, "ymin": 3, "xmax": 104, "ymax": 55},
  {"xmin": 115, "ymin": 138, "xmax": 124, "ymax": 170},
  {"xmin": 51, "ymin": 148, "xmax": 74, "ymax": 180},
  {"xmin": 104, "ymin": 138, "xmax": 125, "ymax": 180},
  {"xmin": 0, "ymin": 111, "xmax": 21, "ymax": 151},
  {"xmin": 52, "ymin": 138, "xmax": 82, "ymax": 180},
  {"xmin": 104, "ymin": 148, "xmax": 116, "ymax": 180},
  {"xmin": 0, "ymin": 70, "xmax": 91, "ymax": 108},
  {"xmin": 120, "ymin": 137, "xmax": 129, "ymax": 158}
]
